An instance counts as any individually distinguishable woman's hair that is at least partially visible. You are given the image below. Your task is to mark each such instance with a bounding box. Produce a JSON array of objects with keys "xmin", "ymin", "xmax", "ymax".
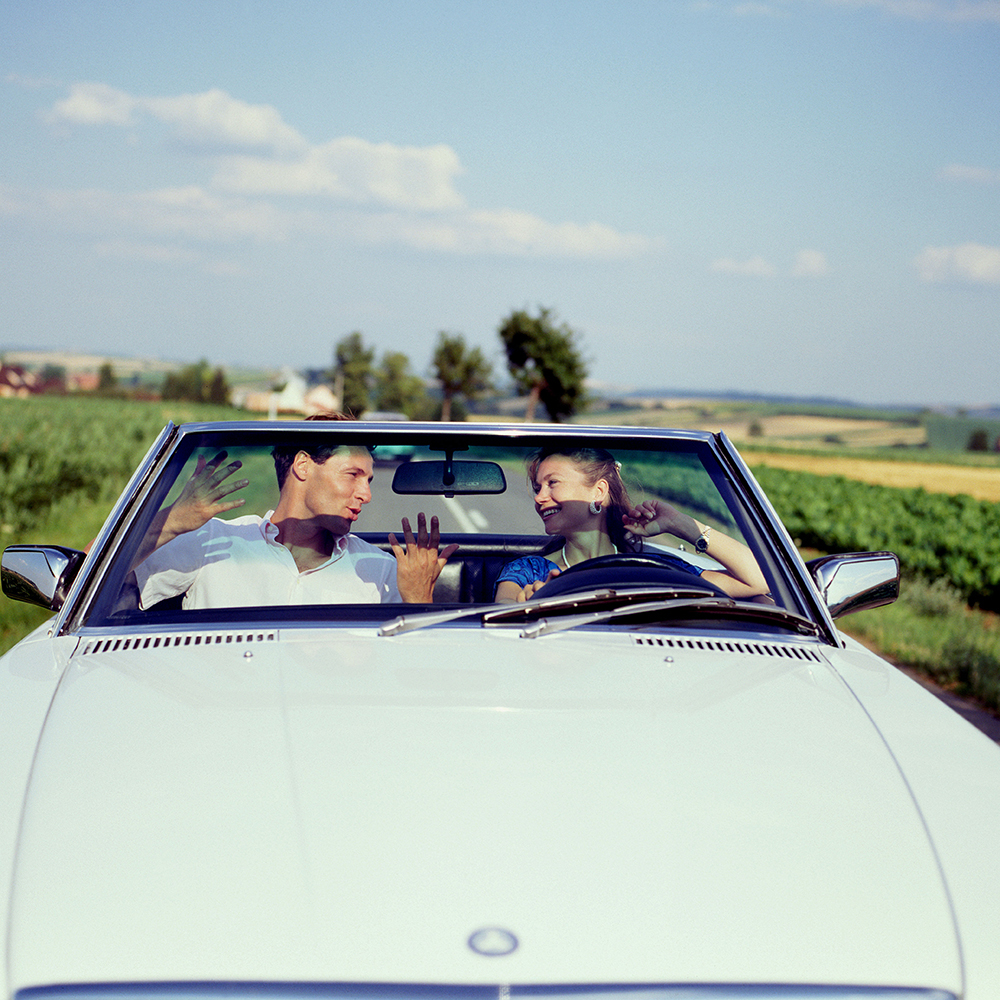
[{"xmin": 526, "ymin": 446, "xmax": 640, "ymax": 553}]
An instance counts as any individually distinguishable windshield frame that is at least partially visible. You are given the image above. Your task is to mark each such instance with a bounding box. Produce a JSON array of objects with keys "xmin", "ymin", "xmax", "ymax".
[{"xmin": 61, "ymin": 420, "xmax": 827, "ymax": 640}]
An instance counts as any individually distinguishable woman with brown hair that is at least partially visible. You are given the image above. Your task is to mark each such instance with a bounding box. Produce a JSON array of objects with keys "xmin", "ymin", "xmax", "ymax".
[{"xmin": 494, "ymin": 446, "xmax": 768, "ymax": 603}]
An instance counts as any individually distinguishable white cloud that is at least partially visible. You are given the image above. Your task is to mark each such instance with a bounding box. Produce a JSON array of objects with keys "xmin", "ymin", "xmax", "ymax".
[
  {"xmin": 792, "ymin": 249, "xmax": 830, "ymax": 276},
  {"xmin": 213, "ymin": 138, "xmax": 465, "ymax": 211},
  {"xmin": 144, "ymin": 89, "xmax": 307, "ymax": 154},
  {"xmin": 35, "ymin": 82, "xmax": 655, "ymax": 261},
  {"xmin": 916, "ymin": 243, "xmax": 1000, "ymax": 284},
  {"xmin": 350, "ymin": 208, "xmax": 657, "ymax": 258},
  {"xmin": 131, "ymin": 186, "xmax": 294, "ymax": 241},
  {"xmin": 46, "ymin": 84, "xmax": 462, "ymax": 208},
  {"xmin": 48, "ymin": 82, "xmax": 306, "ymax": 154},
  {"xmin": 939, "ymin": 163, "xmax": 1000, "ymax": 184},
  {"xmin": 465, "ymin": 210, "xmax": 655, "ymax": 257},
  {"xmin": 710, "ymin": 255, "xmax": 779, "ymax": 277},
  {"xmin": 1, "ymin": 178, "xmax": 654, "ymax": 261},
  {"xmin": 48, "ymin": 81, "xmax": 137, "ymax": 126}
]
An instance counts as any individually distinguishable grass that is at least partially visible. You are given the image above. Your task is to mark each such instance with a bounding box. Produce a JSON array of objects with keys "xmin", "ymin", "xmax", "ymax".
[
  {"xmin": 0, "ymin": 397, "xmax": 259, "ymax": 656},
  {"xmin": 841, "ymin": 576, "xmax": 1000, "ymax": 714},
  {"xmin": 0, "ymin": 493, "xmax": 115, "ymax": 655}
]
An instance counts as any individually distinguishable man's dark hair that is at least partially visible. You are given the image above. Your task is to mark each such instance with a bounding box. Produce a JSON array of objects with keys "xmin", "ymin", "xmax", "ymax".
[{"xmin": 270, "ymin": 412, "xmax": 362, "ymax": 489}]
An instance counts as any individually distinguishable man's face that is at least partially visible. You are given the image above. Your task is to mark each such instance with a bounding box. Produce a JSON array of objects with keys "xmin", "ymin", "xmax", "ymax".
[{"xmin": 301, "ymin": 447, "xmax": 374, "ymax": 533}]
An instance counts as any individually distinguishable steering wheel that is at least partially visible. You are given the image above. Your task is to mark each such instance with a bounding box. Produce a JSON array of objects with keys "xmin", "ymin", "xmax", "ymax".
[{"xmin": 534, "ymin": 551, "xmax": 730, "ymax": 600}]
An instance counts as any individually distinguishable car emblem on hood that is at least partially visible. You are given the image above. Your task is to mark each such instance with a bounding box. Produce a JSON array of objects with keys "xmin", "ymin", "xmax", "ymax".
[{"xmin": 468, "ymin": 927, "xmax": 519, "ymax": 956}]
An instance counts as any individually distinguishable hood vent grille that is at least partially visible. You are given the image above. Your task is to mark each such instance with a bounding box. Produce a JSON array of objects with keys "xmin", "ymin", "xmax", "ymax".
[
  {"xmin": 78, "ymin": 630, "xmax": 278, "ymax": 656},
  {"xmin": 634, "ymin": 635, "xmax": 824, "ymax": 662}
]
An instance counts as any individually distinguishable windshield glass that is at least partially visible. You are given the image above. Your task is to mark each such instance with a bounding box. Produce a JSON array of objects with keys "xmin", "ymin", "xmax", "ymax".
[{"xmin": 83, "ymin": 425, "xmax": 794, "ymax": 627}]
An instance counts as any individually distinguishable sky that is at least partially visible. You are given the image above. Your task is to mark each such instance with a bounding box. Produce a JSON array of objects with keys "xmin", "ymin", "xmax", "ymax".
[{"xmin": 2, "ymin": 0, "xmax": 999, "ymax": 407}]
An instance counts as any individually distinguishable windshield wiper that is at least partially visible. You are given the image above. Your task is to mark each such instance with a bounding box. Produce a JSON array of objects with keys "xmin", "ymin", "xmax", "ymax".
[
  {"xmin": 378, "ymin": 585, "xmax": 724, "ymax": 637},
  {"xmin": 379, "ymin": 602, "xmax": 508, "ymax": 636},
  {"xmin": 483, "ymin": 584, "xmax": 719, "ymax": 623},
  {"xmin": 514, "ymin": 597, "xmax": 821, "ymax": 638}
]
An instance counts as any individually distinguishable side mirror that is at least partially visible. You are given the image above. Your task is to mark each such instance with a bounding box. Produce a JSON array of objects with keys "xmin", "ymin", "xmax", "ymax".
[
  {"xmin": 1, "ymin": 545, "xmax": 87, "ymax": 611},
  {"xmin": 392, "ymin": 460, "xmax": 506, "ymax": 496},
  {"xmin": 806, "ymin": 551, "xmax": 900, "ymax": 619}
]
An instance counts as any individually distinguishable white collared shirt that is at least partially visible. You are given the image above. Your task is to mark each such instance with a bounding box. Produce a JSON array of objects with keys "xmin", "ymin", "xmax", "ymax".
[{"xmin": 136, "ymin": 512, "xmax": 400, "ymax": 609}]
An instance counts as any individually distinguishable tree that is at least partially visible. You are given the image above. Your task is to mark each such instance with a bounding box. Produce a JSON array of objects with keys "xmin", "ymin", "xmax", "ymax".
[
  {"xmin": 331, "ymin": 332, "xmax": 375, "ymax": 416},
  {"xmin": 498, "ymin": 307, "xmax": 587, "ymax": 422},
  {"xmin": 207, "ymin": 367, "xmax": 231, "ymax": 406},
  {"xmin": 374, "ymin": 351, "xmax": 426, "ymax": 416},
  {"xmin": 432, "ymin": 332, "xmax": 493, "ymax": 421},
  {"xmin": 161, "ymin": 359, "xmax": 229, "ymax": 404},
  {"xmin": 97, "ymin": 362, "xmax": 117, "ymax": 394},
  {"xmin": 968, "ymin": 428, "xmax": 990, "ymax": 452}
]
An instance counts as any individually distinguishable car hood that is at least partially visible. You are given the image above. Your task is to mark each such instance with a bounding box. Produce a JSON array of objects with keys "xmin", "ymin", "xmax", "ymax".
[{"xmin": 8, "ymin": 626, "xmax": 960, "ymax": 992}]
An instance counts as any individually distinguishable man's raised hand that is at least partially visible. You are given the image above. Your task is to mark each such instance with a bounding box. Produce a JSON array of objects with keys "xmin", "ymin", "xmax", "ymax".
[
  {"xmin": 165, "ymin": 451, "xmax": 249, "ymax": 537},
  {"xmin": 388, "ymin": 512, "xmax": 459, "ymax": 603}
]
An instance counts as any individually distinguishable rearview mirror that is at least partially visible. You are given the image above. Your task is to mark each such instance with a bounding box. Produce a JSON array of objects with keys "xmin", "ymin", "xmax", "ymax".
[{"xmin": 392, "ymin": 460, "xmax": 506, "ymax": 496}]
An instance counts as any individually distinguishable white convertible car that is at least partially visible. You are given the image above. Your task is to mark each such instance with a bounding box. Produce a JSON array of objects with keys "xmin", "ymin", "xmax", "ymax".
[{"xmin": 3, "ymin": 420, "xmax": 1000, "ymax": 1000}]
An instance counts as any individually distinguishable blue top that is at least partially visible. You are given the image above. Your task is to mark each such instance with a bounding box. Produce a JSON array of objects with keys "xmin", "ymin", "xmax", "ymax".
[
  {"xmin": 494, "ymin": 551, "xmax": 703, "ymax": 597},
  {"xmin": 494, "ymin": 555, "xmax": 561, "ymax": 592}
]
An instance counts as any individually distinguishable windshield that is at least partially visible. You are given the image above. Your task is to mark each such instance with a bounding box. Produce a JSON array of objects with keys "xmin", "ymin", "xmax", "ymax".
[{"xmin": 82, "ymin": 424, "xmax": 798, "ymax": 628}]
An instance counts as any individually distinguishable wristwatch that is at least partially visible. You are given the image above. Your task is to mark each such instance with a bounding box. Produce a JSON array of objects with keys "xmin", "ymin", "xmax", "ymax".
[{"xmin": 695, "ymin": 525, "xmax": 712, "ymax": 553}]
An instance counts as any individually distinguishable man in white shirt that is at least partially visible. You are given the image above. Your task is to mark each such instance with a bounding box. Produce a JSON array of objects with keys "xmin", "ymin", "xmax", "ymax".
[{"xmin": 135, "ymin": 443, "xmax": 457, "ymax": 610}]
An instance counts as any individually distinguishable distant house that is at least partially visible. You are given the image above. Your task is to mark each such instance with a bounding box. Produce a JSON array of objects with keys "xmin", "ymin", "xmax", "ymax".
[
  {"xmin": 235, "ymin": 368, "xmax": 340, "ymax": 417},
  {"xmin": 0, "ymin": 365, "xmax": 40, "ymax": 397},
  {"xmin": 303, "ymin": 384, "xmax": 340, "ymax": 415},
  {"xmin": 68, "ymin": 372, "xmax": 100, "ymax": 393}
]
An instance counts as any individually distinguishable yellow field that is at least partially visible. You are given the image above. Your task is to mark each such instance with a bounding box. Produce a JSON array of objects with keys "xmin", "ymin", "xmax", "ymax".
[
  {"xmin": 711, "ymin": 414, "xmax": 927, "ymax": 448},
  {"xmin": 749, "ymin": 453, "xmax": 1000, "ymax": 503}
]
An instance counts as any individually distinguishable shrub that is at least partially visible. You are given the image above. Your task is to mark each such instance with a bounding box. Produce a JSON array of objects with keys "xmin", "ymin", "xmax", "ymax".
[
  {"xmin": 904, "ymin": 576, "xmax": 966, "ymax": 618},
  {"xmin": 967, "ymin": 428, "xmax": 990, "ymax": 452}
]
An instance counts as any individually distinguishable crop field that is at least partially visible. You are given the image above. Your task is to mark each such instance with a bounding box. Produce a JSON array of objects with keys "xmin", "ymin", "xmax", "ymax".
[
  {"xmin": 749, "ymin": 452, "xmax": 1000, "ymax": 503},
  {"xmin": 586, "ymin": 403, "xmax": 928, "ymax": 447},
  {"xmin": 710, "ymin": 414, "xmax": 928, "ymax": 449}
]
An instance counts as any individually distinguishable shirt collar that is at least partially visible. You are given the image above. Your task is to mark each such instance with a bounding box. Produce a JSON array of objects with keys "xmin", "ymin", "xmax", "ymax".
[{"xmin": 261, "ymin": 511, "xmax": 351, "ymax": 558}]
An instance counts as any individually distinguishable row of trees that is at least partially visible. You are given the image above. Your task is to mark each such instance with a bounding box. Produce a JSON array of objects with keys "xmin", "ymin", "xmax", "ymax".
[
  {"xmin": 161, "ymin": 360, "xmax": 231, "ymax": 404},
  {"xmin": 57, "ymin": 307, "xmax": 587, "ymax": 419},
  {"xmin": 333, "ymin": 306, "xmax": 588, "ymax": 422},
  {"xmin": 91, "ymin": 360, "xmax": 232, "ymax": 404}
]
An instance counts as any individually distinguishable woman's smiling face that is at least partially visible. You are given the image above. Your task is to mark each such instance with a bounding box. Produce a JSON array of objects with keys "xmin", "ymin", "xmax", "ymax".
[{"xmin": 531, "ymin": 455, "xmax": 605, "ymax": 536}]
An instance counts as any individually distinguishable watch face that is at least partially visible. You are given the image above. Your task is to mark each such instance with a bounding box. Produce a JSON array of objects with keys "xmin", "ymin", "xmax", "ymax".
[{"xmin": 696, "ymin": 533, "xmax": 709, "ymax": 552}]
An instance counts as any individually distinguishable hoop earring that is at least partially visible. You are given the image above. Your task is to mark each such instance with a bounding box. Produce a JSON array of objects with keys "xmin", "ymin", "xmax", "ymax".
[{"xmin": 589, "ymin": 500, "xmax": 602, "ymax": 515}]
